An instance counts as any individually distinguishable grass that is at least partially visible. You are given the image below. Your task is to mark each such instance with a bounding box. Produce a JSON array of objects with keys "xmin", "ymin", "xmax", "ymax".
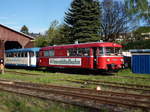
[
  {"xmin": 1, "ymin": 68, "xmax": 150, "ymax": 87},
  {"xmin": 0, "ymin": 91, "xmax": 91, "ymax": 112}
]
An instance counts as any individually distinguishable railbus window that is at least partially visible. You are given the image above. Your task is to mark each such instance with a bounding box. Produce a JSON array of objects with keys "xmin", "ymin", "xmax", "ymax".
[
  {"xmin": 78, "ymin": 48, "xmax": 90, "ymax": 56},
  {"xmin": 99, "ymin": 47, "xmax": 104, "ymax": 55},
  {"xmin": 115, "ymin": 47, "xmax": 122, "ymax": 54},
  {"xmin": 68, "ymin": 48, "xmax": 90, "ymax": 56},
  {"xmin": 36, "ymin": 52, "xmax": 39, "ymax": 57},
  {"xmin": 44, "ymin": 50, "xmax": 54, "ymax": 57},
  {"xmin": 44, "ymin": 51, "xmax": 49, "ymax": 57},
  {"xmin": 49, "ymin": 50, "xmax": 54, "ymax": 56},
  {"xmin": 68, "ymin": 48, "xmax": 76, "ymax": 56},
  {"xmin": 39, "ymin": 51, "xmax": 43, "ymax": 57}
]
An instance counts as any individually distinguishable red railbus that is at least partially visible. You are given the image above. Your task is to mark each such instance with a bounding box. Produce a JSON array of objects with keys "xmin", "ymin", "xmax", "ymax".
[{"xmin": 38, "ymin": 42, "xmax": 123, "ymax": 71}]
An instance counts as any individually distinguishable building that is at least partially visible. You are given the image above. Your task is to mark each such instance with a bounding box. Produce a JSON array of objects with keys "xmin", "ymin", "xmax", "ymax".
[
  {"xmin": 130, "ymin": 49, "xmax": 150, "ymax": 74},
  {"xmin": 29, "ymin": 32, "xmax": 41, "ymax": 38},
  {"xmin": 0, "ymin": 24, "xmax": 35, "ymax": 59}
]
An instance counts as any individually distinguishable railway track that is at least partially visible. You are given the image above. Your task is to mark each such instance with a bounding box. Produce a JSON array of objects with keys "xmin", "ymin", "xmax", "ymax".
[
  {"xmin": 83, "ymin": 79, "xmax": 150, "ymax": 89},
  {"xmin": 5, "ymin": 70, "xmax": 150, "ymax": 93},
  {"xmin": 111, "ymin": 75, "xmax": 150, "ymax": 80},
  {"xmin": 67, "ymin": 80, "xmax": 150, "ymax": 94},
  {"xmin": 0, "ymin": 79, "xmax": 150, "ymax": 111}
]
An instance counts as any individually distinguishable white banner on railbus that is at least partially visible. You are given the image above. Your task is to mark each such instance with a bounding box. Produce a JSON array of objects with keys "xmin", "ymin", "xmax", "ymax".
[{"xmin": 49, "ymin": 58, "xmax": 81, "ymax": 66}]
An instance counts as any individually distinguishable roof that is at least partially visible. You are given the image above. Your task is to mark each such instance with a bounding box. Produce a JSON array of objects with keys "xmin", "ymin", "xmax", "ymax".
[
  {"xmin": 41, "ymin": 42, "xmax": 122, "ymax": 51},
  {"xmin": 0, "ymin": 24, "xmax": 34, "ymax": 40},
  {"xmin": 5, "ymin": 48, "xmax": 40, "ymax": 53}
]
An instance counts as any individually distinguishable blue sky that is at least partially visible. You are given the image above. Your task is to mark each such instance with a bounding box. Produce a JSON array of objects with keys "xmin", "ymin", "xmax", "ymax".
[
  {"xmin": 0, "ymin": 0, "xmax": 126, "ymax": 33},
  {"xmin": 0, "ymin": 0, "xmax": 72, "ymax": 33}
]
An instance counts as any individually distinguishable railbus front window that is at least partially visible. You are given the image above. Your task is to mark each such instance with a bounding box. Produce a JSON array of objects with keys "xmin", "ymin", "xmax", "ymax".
[{"xmin": 105, "ymin": 47, "xmax": 122, "ymax": 56}]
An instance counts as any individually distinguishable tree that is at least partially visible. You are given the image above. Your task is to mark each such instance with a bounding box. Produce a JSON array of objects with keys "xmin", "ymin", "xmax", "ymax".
[
  {"xmin": 52, "ymin": 24, "xmax": 71, "ymax": 45},
  {"xmin": 35, "ymin": 20, "xmax": 71, "ymax": 47},
  {"xmin": 35, "ymin": 35, "xmax": 48, "ymax": 47},
  {"xmin": 45, "ymin": 20, "xmax": 59, "ymax": 45},
  {"xmin": 64, "ymin": 0, "xmax": 101, "ymax": 43},
  {"xmin": 133, "ymin": 26, "xmax": 150, "ymax": 40},
  {"xmin": 125, "ymin": 0, "xmax": 150, "ymax": 24},
  {"xmin": 101, "ymin": 0, "xmax": 133, "ymax": 42},
  {"xmin": 20, "ymin": 25, "xmax": 29, "ymax": 35}
]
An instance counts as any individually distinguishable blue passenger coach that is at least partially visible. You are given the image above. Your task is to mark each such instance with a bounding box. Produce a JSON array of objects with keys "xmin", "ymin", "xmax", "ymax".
[{"xmin": 5, "ymin": 48, "xmax": 40, "ymax": 67}]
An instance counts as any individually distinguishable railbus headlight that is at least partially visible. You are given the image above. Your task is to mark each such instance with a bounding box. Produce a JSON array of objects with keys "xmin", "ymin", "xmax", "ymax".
[
  {"xmin": 120, "ymin": 59, "xmax": 124, "ymax": 62},
  {"xmin": 106, "ymin": 59, "xmax": 110, "ymax": 62}
]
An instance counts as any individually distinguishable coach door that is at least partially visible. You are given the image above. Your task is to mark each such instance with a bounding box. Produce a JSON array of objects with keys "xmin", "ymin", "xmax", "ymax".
[
  {"xmin": 92, "ymin": 48, "xmax": 97, "ymax": 68},
  {"xmin": 29, "ymin": 52, "xmax": 35, "ymax": 67}
]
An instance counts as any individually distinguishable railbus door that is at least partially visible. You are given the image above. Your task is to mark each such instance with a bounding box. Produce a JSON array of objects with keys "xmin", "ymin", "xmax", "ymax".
[{"xmin": 92, "ymin": 48, "xmax": 97, "ymax": 68}]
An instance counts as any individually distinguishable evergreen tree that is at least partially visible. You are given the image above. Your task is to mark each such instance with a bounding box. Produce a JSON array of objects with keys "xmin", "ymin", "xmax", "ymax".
[
  {"xmin": 64, "ymin": 0, "xmax": 101, "ymax": 43},
  {"xmin": 20, "ymin": 25, "xmax": 29, "ymax": 35}
]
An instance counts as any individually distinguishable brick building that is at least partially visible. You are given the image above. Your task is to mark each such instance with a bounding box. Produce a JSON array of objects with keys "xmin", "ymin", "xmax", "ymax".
[{"xmin": 0, "ymin": 24, "xmax": 35, "ymax": 59}]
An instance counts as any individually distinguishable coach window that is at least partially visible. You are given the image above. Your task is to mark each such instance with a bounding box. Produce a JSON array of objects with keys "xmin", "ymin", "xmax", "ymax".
[
  {"xmin": 5, "ymin": 53, "xmax": 7, "ymax": 57},
  {"xmin": 18, "ymin": 52, "xmax": 20, "ymax": 57},
  {"xmin": 15, "ymin": 53, "xmax": 18, "ymax": 57},
  {"xmin": 8, "ymin": 53, "xmax": 12, "ymax": 57},
  {"xmin": 29, "ymin": 52, "xmax": 34, "ymax": 57},
  {"xmin": 20, "ymin": 52, "xmax": 23, "ymax": 57},
  {"xmin": 24, "ymin": 52, "xmax": 27, "ymax": 57},
  {"xmin": 17, "ymin": 52, "xmax": 19, "ymax": 57},
  {"xmin": 21, "ymin": 52, "xmax": 24, "ymax": 57},
  {"xmin": 6, "ymin": 53, "xmax": 8, "ymax": 57},
  {"xmin": 9, "ymin": 53, "xmax": 12, "ymax": 57},
  {"xmin": 18, "ymin": 53, "xmax": 21, "ymax": 57},
  {"xmin": 13, "ymin": 53, "xmax": 16, "ymax": 57}
]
